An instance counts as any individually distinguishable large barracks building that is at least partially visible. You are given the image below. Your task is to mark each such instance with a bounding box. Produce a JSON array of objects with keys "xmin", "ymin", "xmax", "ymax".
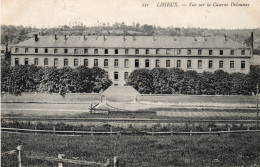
[{"xmin": 11, "ymin": 34, "xmax": 252, "ymax": 86}]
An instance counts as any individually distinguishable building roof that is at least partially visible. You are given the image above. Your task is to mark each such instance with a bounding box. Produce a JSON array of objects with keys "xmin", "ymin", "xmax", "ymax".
[{"xmin": 13, "ymin": 35, "xmax": 249, "ymax": 49}]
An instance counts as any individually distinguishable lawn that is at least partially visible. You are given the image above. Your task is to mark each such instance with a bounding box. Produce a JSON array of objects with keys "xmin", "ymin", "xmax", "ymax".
[{"xmin": 1, "ymin": 133, "xmax": 260, "ymax": 166}]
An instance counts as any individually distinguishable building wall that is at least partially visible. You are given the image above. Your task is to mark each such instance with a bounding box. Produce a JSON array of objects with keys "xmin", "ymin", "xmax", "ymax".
[{"xmin": 11, "ymin": 53, "xmax": 251, "ymax": 86}]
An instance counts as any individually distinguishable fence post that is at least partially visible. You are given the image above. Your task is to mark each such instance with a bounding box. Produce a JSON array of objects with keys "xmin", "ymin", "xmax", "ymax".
[
  {"xmin": 209, "ymin": 127, "xmax": 211, "ymax": 133},
  {"xmin": 114, "ymin": 156, "xmax": 119, "ymax": 167},
  {"xmin": 53, "ymin": 126, "xmax": 56, "ymax": 135},
  {"xmin": 190, "ymin": 130, "xmax": 192, "ymax": 136},
  {"xmin": 228, "ymin": 127, "xmax": 230, "ymax": 132},
  {"xmin": 110, "ymin": 127, "xmax": 113, "ymax": 136},
  {"xmin": 91, "ymin": 127, "xmax": 93, "ymax": 136},
  {"xmin": 35, "ymin": 126, "xmax": 37, "ymax": 134},
  {"xmin": 247, "ymin": 126, "xmax": 250, "ymax": 131},
  {"xmin": 17, "ymin": 145, "xmax": 22, "ymax": 167},
  {"xmin": 58, "ymin": 154, "xmax": 65, "ymax": 167}
]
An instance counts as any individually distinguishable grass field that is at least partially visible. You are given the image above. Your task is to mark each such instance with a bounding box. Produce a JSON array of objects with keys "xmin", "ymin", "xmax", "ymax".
[{"xmin": 2, "ymin": 133, "xmax": 260, "ymax": 167}]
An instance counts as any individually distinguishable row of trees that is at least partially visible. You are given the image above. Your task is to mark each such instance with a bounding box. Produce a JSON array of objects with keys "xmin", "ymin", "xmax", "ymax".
[
  {"xmin": 127, "ymin": 66, "xmax": 260, "ymax": 95},
  {"xmin": 1, "ymin": 62, "xmax": 112, "ymax": 95}
]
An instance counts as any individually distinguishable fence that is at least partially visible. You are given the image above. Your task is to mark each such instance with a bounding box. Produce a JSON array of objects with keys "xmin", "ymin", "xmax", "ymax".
[
  {"xmin": 2, "ymin": 145, "xmax": 119, "ymax": 167},
  {"xmin": 2, "ymin": 127, "xmax": 260, "ymax": 136}
]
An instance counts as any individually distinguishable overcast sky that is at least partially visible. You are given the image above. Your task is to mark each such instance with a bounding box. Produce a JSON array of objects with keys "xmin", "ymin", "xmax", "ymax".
[{"xmin": 1, "ymin": 0, "xmax": 260, "ymax": 29}]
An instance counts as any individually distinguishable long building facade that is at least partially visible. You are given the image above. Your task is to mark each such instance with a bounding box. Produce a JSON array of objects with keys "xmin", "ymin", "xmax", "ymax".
[{"xmin": 11, "ymin": 35, "xmax": 252, "ymax": 86}]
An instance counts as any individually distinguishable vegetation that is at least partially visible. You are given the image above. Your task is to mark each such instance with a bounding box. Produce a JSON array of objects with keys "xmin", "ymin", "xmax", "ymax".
[
  {"xmin": 127, "ymin": 66, "xmax": 260, "ymax": 95},
  {"xmin": 1, "ymin": 63, "xmax": 112, "ymax": 95},
  {"xmin": 2, "ymin": 133, "xmax": 260, "ymax": 166}
]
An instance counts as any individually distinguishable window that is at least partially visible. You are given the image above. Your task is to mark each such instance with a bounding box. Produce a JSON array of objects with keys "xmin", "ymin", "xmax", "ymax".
[
  {"xmin": 35, "ymin": 48, "xmax": 38, "ymax": 53},
  {"xmin": 54, "ymin": 49, "xmax": 58, "ymax": 54},
  {"xmin": 25, "ymin": 48, "xmax": 28, "ymax": 53},
  {"xmin": 241, "ymin": 50, "xmax": 245, "ymax": 55},
  {"xmin": 177, "ymin": 60, "xmax": 181, "ymax": 68},
  {"xmin": 198, "ymin": 50, "xmax": 202, "ymax": 55},
  {"xmin": 54, "ymin": 58, "xmax": 58, "ymax": 67},
  {"xmin": 114, "ymin": 72, "xmax": 118, "ymax": 80},
  {"xmin": 145, "ymin": 59, "xmax": 150, "ymax": 68},
  {"xmin": 15, "ymin": 48, "xmax": 19, "ymax": 53},
  {"xmin": 45, "ymin": 48, "xmax": 48, "ymax": 53},
  {"xmin": 64, "ymin": 59, "xmax": 68, "ymax": 66},
  {"xmin": 155, "ymin": 60, "xmax": 160, "ymax": 67},
  {"xmin": 15, "ymin": 58, "xmax": 19, "ymax": 65},
  {"xmin": 84, "ymin": 49, "xmax": 88, "ymax": 54},
  {"xmin": 135, "ymin": 49, "xmax": 139, "ymax": 54},
  {"xmin": 177, "ymin": 49, "xmax": 181, "ymax": 55},
  {"xmin": 166, "ymin": 49, "xmax": 170, "ymax": 55},
  {"xmin": 208, "ymin": 60, "xmax": 213, "ymax": 68},
  {"xmin": 219, "ymin": 61, "xmax": 224, "ymax": 68},
  {"xmin": 44, "ymin": 58, "xmax": 48, "ymax": 66},
  {"xmin": 124, "ymin": 72, "xmax": 129, "ymax": 80},
  {"xmin": 125, "ymin": 49, "xmax": 129, "ymax": 54},
  {"xmin": 135, "ymin": 59, "xmax": 139, "ymax": 68},
  {"xmin": 94, "ymin": 59, "xmax": 98, "ymax": 67},
  {"xmin": 124, "ymin": 59, "xmax": 129, "ymax": 68},
  {"xmin": 114, "ymin": 59, "xmax": 119, "ymax": 67},
  {"xmin": 198, "ymin": 60, "xmax": 202, "ymax": 69},
  {"xmin": 220, "ymin": 50, "xmax": 223, "ymax": 55},
  {"xmin": 84, "ymin": 59, "xmax": 88, "ymax": 67},
  {"xmin": 146, "ymin": 49, "xmax": 149, "ymax": 54},
  {"xmin": 187, "ymin": 50, "xmax": 191, "ymax": 55},
  {"xmin": 74, "ymin": 59, "xmax": 78, "ymax": 67},
  {"xmin": 105, "ymin": 49, "xmax": 108, "ymax": 54},
  {"xmin": 230, "ymin": 50, "xmax": 234, "ymax": 55},
  {"xmin": 156, "ymin": 49, "xmax": 160, "ymax": 54},
  {"xmin": 24, "ymin": 58, "xmax": 29, "ymax": 65},
  {"xmin": 241, "ymin": 61, "xmax": 245, "ymax": 69},
  {"xmin": 74, "ymin": 49, "xmax": 78, "ymax": 54},
  {"xmin": 166, "ymin": 60, "xmax": 170, "ymax": 68},
  {"xmin": 104, "ymin": 59, "xmax": 108, "ymax": 67},
  {"xmin": 230, "ymin": 61, "xmax": 234, "ymax": 69},
  {"xmin": 115, "ymin": 49, "xmax": 118, "ymax": 54},
  {"xmin": 187, "ymin": 60, "xmax": 192, "ymax": 69},
  {"xmin": 34, "ymin": 58, "xmax": 38, "ymax": 65},
  {"xmin": 94, "ymin": 49, "xmax": 98, "ymax": 54},
  {"xmin": 209, "ymin": 50, "xmax": 212, "ymax": 55},
  {"xmin": 64, "ymin": 48, "xmax": 68, "ymax": 53}
]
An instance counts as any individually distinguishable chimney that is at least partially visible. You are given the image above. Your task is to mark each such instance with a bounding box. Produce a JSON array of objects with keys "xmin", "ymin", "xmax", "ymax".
[
  {"xmin": 224, "ymin": 35, "xmax": 227, "ymax": 42},
  {"xmin": 54, "ymin": 34, "xmax": 58, "ymax": 40},
  {"xmin": 34, "ymin": 34, "xmax": 38, "ymax": 42},
  {"xmin": 64, "ymin": 35, "xmax": 67, "ymax": 41},
  {"xmin": 251, "ymin": 32, "xmax": 254, "ymax": 56}
]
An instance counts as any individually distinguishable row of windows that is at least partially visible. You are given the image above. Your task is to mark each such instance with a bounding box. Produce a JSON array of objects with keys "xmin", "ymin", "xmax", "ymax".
[
  {"xmin": 15, "ymin": 58, "xmax": 246, "ymax": 69},
  {"xmin": 15, "ymin": 48, "xmax": 246, "ymax": 56}
]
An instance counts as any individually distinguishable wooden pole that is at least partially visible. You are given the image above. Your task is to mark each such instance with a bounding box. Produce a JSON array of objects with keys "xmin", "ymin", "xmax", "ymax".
[
  {"xmin": 257, "ymin": 83, "xmax": 259, "ymax": 127},
  {"xmin": 209, "ymin": 127, "xmax": 212, "ymax": 133},
  {"xmin": 190, "ymin": 130, "xmax": 192, "ymax": 136},
  {"xmin": 17, "ymin": 145, "xmax": 22, "ymax": 167},
  {"xmin": 53, "ymin": 126, "xmax": 56, "ymax": 135},
  {"xmin": 58, "ymin": 154, "xmax": 65, "ymax": 167}
]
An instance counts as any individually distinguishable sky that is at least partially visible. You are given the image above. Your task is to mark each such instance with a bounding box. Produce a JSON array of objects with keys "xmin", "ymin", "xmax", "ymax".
[{"xmin": 1, "ymin": 0, "xmax": 260, "ymax": 29}]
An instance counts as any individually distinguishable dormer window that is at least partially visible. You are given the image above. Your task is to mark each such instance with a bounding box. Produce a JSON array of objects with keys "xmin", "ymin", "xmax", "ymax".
[
  {"xmin": 156, "ymin": 49, "xmax": 160, "ymax": 54},
  {"xmin": 74, "ymin": 49, "xmax": 78, "ymax": 54},
  {"xmin": 54, "ymin": 49, "xmax": 58, "ymax": 54},
  {"xmin": 25, "ymin": 48, "xmax": 28, "ymax": 53},
  {"xmin": 209, "ymin": 50, "xmax": 212, "ymax": 55},
  {"xmin": 115, "ymin": 49, "xmax": 118, "ymax": 54},
  {"xmin": 241, "ymin": 50, "xmax": 245, "ymax": 55},
  {"xmin": 35, "ymin": 48, "xmax": 38, "ymax": 53},
  {"xmin": 146, "ymin": 49, "xmax": 149, "ymax": 54},
  {"xmin": 84, "ymin": 49, "xmax": 88, "ymax": 54},
  {"xmin": 220, "ymin": 50, "xmax": 223, "ymax": 55},
  {"xmin": 135, "ymin": 49, "xmax": 139, "ymax": 54},
  {"xmin": 125, "ymin": 49, "xmax": 129, "ymax": 54},
  {"xmin": 45, "ymin": 48, "xmax": 48, "ymax": 53},
  {"xmin": 187, "ymin": 50, "xmax": 191, "ymax": 55},
  {"xmin": 177, "ymin": 49, "xmax": 181, "ymax": 55},
  {"xmin": 94, "ymin": 49, "xmax": 98, "ymax": 54},
  {"xmin": 64, "ymin": 48, "xmax": 68, "ymax": 54},
  {"xmin": 105, "ymin": 49, "xmax": 108, "ymax": 54},
  {"xmin": 198, "ymin": 50, "xmax": 202, "ymax": 55},
  {"xmin": 15, "ymin": 48, "xmax": 19, "ymax": 53},
  {"xmin": 230, "ymin": 50, "xmax": 234, "ymax": 55}
]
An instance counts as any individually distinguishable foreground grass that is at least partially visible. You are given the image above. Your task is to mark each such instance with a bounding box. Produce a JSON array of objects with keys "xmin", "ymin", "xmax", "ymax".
[{"xmin": 2, "ymin": 133, "xmax": 260, "ymax": 166}]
